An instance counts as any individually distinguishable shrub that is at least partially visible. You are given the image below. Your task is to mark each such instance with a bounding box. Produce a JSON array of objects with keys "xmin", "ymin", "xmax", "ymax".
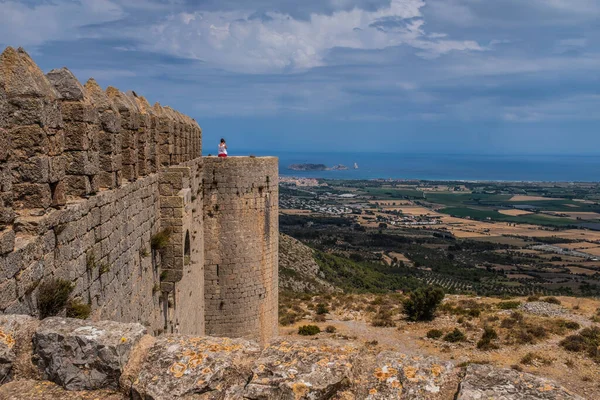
[
  {"xmin": 372, "ymin": 308, "xmax": 395, "ymax": 327},
  {"xmin": 316, "ymin": 303, "xmax": 329, "ymax": 315},
  {"xmin": 443, "ymin": 328, "xmax": 466, "ymax": 343},
  {"xmin": 520, "ymin": 352, "xmax": 552, "ymax": 366},
  {"xmin": 527, "ymin": 295, "xmax": 540, "ymax": 302},
  {"xmin": 561, "ymin": 335, "xmax": 588, "ymax": 352},
  {"xmin": 402, "ymin": 287, "xmax": 445, "ymax": 322},
  {"xmin": 427, "ymin": 329, "xmax": 443, "ymax": 339},
  {"xmin": 477, "ymin": 326, "xmax": 499, "ymax": 350},
  {"xmin": 497, "ymin": 301, "xmax": 521, "ymax": 310},
  {"xmin": 151, "ymin": 229, "xmax": 171, "ymax": 250},
  {"xmin": 325, "ymin": 325, "xmax": 337, "ymax": 333},
  {"xmin": 99, "ymin": 262, "xmax": 111, "ymax": 275},
  {"xmin": 66, "ymin": 300, "xmax": 91, "ymax": 320},
  {"xmin": 313, "ymin": 314, "xmax": 326, "ymax": 323},
  {"xmin": 298, "ymin": 325, "xmax": 321, "ymax": 336},
  {"xmin": 542, "ymin": 297, "xmax": 561, "ymax": 305},
  {"xmin": 37, "ymin": 279, "xmax": 74, "ymax": 319},
  {"xmin": 279, "ymin": 310, "xmax": 301, "ymax": 326},
  {"xmin": 557, "ymin": 320, "xmax": 580, "ymax": 331}
]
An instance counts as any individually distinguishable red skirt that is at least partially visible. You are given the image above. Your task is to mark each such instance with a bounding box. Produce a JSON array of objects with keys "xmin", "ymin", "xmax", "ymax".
[{"xmin": 218, "ymin": 153, "xmax": 227, "ymax": 158}]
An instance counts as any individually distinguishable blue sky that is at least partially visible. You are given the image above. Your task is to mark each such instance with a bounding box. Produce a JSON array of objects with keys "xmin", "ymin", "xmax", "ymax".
[{"xmin": 1, "ymin": 0, "xmax": 599, "ymax": 154}]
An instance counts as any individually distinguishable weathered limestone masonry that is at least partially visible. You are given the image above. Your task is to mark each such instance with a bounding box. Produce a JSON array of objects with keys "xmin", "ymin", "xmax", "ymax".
[
  {"xmin": 203, "ymin": 157, "xmax": 279, "ymax": 344},
  {"xmin": 0, "ymin": 46, "xmax": 280, "ymax": 347},
  {"xmin": 0, "ymin": 47, "xmax": 209, "ymax": 337}
]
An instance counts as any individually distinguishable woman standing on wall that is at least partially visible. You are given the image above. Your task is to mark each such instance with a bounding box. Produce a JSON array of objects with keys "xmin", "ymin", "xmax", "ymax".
[{"xmin": 218, "ymin": 138, "xmax": 228, "ymax": 158}]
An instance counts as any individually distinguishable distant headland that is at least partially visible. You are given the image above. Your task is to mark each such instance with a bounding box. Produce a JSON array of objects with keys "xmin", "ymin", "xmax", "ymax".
[{"xmin": 288, "ymin": 163, "xmax": 349, "ymax": 171}]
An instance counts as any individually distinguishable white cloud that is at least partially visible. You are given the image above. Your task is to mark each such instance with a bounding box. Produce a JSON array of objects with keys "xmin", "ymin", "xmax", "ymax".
[
  {"xmin": 0, "ymin": 0, "xmax": 124, "ymax": 46},
  {"xmin": 134, "ymin": 0, "xmax": 483, "ymax": 73}
]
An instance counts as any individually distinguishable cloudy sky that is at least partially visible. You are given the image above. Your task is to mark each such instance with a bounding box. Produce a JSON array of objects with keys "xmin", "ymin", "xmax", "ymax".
[{"xmin": 1, "ymin": 0, "xmax": 599, "ymax": 154}]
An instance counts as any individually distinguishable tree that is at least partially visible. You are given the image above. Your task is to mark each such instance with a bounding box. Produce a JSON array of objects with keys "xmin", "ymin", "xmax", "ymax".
[{"xmin": 402, "ymin": 287, "xmax": 445, "ymax": 321}]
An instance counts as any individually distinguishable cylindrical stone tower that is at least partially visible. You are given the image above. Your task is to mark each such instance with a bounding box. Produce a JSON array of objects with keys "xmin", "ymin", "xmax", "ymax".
[{"xmin": 203, "ymin": 157, "xmax": 278, "ymax": 344}]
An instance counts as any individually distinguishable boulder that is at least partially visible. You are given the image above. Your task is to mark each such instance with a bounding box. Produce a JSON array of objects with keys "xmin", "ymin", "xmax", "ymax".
[
  {"xmin": 244, "ymin": 339, "xmax": 359, "ymax": 399},
  {"xmin": 131, "ymin": 335, "xmax": 261, "ymax": 400},
  {"xmin": 0, "ymin": 314, "xmax": 40, "ymax": 383},
  {"xmin": 33, "ymin": 317, "xmax": 146, "ymax": 391},
  {"xmin": 0, "ymin": 379, "xmax": 126, "ymax": 400},
  {"xmin": 347, "ymin": 352, "xmax": 460, "ymax": 399},
  {"xmin": 457, "ymin": 364, "xmax": 585, "ymax": 400}
]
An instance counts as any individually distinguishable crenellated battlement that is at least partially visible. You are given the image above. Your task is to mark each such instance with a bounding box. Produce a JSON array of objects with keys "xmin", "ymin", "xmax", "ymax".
[{"xmin": 0, "ymin": 47, "xmax": 201, "ymax": 222}]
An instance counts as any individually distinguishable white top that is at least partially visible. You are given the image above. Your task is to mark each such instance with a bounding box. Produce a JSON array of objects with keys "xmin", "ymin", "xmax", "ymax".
[{"xmin": 218, "ymin": 143, "xmax": 227, "ymax": 155}]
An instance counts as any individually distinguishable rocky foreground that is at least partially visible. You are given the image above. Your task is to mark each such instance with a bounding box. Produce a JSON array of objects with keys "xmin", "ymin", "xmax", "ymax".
[{"xmin": 0, "ymin": 314, "xmax": 585, "ymax": 399}]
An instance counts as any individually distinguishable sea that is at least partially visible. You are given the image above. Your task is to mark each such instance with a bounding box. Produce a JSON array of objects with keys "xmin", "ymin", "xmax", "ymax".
[{"xmin": 241, "ymin": 151, "xmax": 600, "ymax": 182}]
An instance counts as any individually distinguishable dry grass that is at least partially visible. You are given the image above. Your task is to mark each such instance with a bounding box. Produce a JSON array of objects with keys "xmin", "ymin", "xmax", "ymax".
[
  {"xmin": 499, "ymin": 209, "xmax": 534, "ymax": 216},
  {"xmin": 509, "ymin": 195, "xmax": 565, "ymax": 201}
]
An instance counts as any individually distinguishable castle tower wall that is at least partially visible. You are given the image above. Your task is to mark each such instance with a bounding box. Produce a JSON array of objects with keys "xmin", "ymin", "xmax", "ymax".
[{"xmin": 203, "ymin": 157, "xmax": 278, "ymax": 344}]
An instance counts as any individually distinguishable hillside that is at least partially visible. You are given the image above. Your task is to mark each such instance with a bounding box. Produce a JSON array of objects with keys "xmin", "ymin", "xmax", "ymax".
[{"xmin": 279, "ymin": 233, "xmax": 337, "ymax": 294}]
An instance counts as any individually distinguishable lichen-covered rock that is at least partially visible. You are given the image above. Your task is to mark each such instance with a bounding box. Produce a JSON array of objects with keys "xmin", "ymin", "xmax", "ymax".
[
  {"xmin": 131, "ymin": 335, "xmax": 261, "ymax": 400},
  {"xmin": 244, "ymin": 339, "xmax": 359, "ymax": 399},
  {"xmin": 33, "ymin": 317, "xmax": 146, "ymax": 391},
  {"xmin": 457, "ymin": 364, "xmax": 585, "ymax": 400},
  {"xmin": 0, "ymin": 379, "xmax": 126, "ymax": 399},
  {"xmin": 0, "ymin": 314, "xmax": 40, "ymax": 383},
  {"xmin": 349, "ymin": 352, "xmax": 460, "ymax": 399}
]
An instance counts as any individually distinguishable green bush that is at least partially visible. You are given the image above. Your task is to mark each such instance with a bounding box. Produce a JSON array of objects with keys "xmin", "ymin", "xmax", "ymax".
[
  {"xmin": 477, "ymin": 326, "xmax": 499, "ymax": 350},
  {"xmin": 426, "ymin": 329, "xmax": 443, "ymax": 339},
  {"xmin": 443, "ymin": 328, "xmax": 466, "ymax": 343},
  {"xmin": 542, "ymin": 297, "xmax": 561, "ymax": 305},
  {"xmin": 298, "ymin": 325, "xmax": 321, "ymax": 336},
  {"xmin": 37, "ymin": 278, "xmax": 74, "ymax": 319},
  {"xmin": 66, "ymin": 300, "xmax": 91, "ymax": 320},
  {"xmin": 316, "ymin": 303, "xmax": 329, "ymax": 315},
  {"xmin": 497, "ymin": 301, "xmax": 521, "ymax": 310},
  {"xmin": 557, "ymin": 320, "xmax": 580, "ymax": 331},
  {"xmin": 151, "ymin": 229, "xmax": 171, "ymax": 250},
  {"xmin": 402, "ymin": 287, "xmax": 445, "ymax": 322},
  {"xmin": 325, "ymin": 325, "xmax": 337, "ymax": 333}
]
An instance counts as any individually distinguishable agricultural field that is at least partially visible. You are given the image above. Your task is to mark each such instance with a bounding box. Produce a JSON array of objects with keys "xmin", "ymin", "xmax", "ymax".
[{"xmin": 279, "ymin": 178, "xmax": 600, "ymax": 297}]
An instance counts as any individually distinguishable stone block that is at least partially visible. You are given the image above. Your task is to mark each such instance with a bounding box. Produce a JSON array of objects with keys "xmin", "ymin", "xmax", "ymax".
[
  {"xmin": 64, "ymin": 151, "xmax": 99, "ymax": 175},
  {"xmin": 159, "ymin": 268, "xmax": 183, "ymax": 282},
  {"xmin": 161, "ymin": 196, "xmax": 183, "ymax": 208},
  {"xmin": 7, "ymin": 97, "xmax": 61, "ymax": 128},
  {"xmin": 33, "ymin": 317, "xmax": 147, "ymax": 390},
  {"xmin": 244, "ymin": 339, "xmax": 358, "ymax": 398},
  {"xmin": 46, "ymin": 68, "xmax": 86, "ymax": 102},
  {"xmin": 132, "ymin": 336, "xmax": 260, "ymax": 400},
  {"xmin": 13, "ymin": 183, "xmax": 52, "ymax": 209},
  {"xmin": 61, "ymin": 103, "xmax": 97, "ymax": 123},
  {"xmin": 0, "ymin": 228, "xmax": 15, "ymax": 254},
  {"xmin": 9, "ymin": 125, "xmax": 49, "ymax": 158},
  {"xmin": 457, "ymin": 364, "xmax": 584, "ymax": 400},
  {"xmin": 64, "ymin": 122, "xmax": 92, "ymax": 151},
  {"xmin": 64, "ymin": 175, "xmax": 91, "ymax": 197},
  {"xmin": 0, "ymin": 380, "xmax": 126, "ymax": 400},
  {"xmin": 47, "ymin": 131, "xmax": 65, "ymax": 157},
  {"xmin": 0, "ymin": 315, "xmax": 40, "ymax": 383}
]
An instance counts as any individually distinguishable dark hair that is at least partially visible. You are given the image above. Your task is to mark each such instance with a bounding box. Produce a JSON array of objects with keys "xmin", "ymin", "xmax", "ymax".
[{"xmin": 220, "ymin": 138, "xmax": 225, "ymax": 143}]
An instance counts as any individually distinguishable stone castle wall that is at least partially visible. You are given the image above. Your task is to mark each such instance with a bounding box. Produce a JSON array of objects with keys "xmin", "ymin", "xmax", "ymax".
[
  {"xmin": 0, "ymin": 47, "xmax": 205, "ymax": 335},
  {"xmin": 203, "ymin": 157, "xmax": 279, "ymax": 344},
  {"xmin": 0, "ymin": 46, "xmax": 279, "ymax": 343}
]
